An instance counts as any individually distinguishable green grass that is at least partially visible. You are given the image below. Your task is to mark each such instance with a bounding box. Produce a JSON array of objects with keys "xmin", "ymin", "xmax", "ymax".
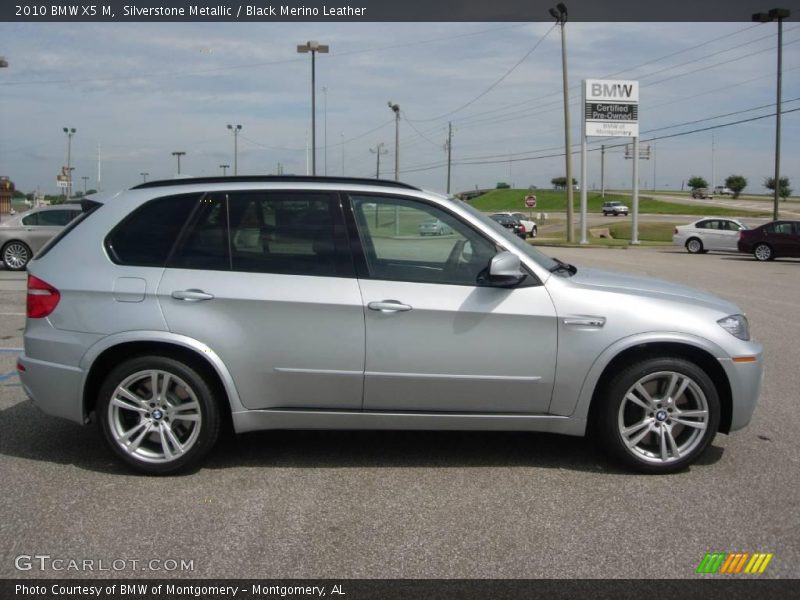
[
  {"xmin": 607, "ymin": 221, "xmax": 677, "ymax": 242},
  {"xmin": 469, "ymin": 188, "xmax": 771, "ymax": 217}
]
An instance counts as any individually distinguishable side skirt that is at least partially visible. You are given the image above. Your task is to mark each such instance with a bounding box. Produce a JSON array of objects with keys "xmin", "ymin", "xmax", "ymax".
[{"xmin": 232, "ymin": 409, "xmax": 587, "ymax": 437}]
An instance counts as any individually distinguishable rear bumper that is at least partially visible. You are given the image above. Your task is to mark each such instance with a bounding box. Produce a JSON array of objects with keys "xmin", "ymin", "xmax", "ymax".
[{"xmin": 18, "ymin": 354, "xmax": 86, "ymax": 424}]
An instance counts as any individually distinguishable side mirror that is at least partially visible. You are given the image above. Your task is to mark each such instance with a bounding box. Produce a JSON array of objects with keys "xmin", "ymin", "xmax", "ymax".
[{"xmin": 487, "ymin": 251, "xmax": 526, "ymax": 287}]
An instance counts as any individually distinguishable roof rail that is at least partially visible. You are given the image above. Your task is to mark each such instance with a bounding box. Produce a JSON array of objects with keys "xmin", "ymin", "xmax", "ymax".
[{"xmin": 131, "ymin": 175, "xmax": 420, "ymax": 191}]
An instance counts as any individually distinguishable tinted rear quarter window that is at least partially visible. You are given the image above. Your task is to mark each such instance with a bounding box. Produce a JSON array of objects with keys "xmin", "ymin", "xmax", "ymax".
[{"xmin": 106, "ymin": 194, "xmax": 200, "ymax": 267}]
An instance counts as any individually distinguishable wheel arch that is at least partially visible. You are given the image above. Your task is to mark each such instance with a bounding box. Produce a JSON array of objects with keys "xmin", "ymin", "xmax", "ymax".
[
  {"xmin": 582, "ymin": 339, "xmax": 733, "ymax": 435},
  {"xmin": 81, "ymin": 334, "xmax": 243, "ymax": 425}
]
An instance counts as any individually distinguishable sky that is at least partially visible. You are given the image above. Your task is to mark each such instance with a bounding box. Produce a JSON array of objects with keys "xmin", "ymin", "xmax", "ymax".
[{"xmin": 0, "ymin": 20, "xmax": 798, "ymax": 196}]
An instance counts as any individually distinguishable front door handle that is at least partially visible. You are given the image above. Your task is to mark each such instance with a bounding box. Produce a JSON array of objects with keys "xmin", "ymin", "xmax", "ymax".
[
  {"xmin": 368, "ymin": 300, "xmax": 413, "ymax": 313},
  {"xmin": 171, "ymin": 289, "xmax": 215, "ymax": 302}
]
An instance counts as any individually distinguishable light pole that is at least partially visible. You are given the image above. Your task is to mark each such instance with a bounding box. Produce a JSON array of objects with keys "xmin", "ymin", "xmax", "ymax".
[
  {"xmin": 388, "ymin": 102, "xmax": 400, "ymax": 181},
  {"xmin": 549, "ymin": 3, "xmax": 574, "ymax": 243},
  {"xmin": 82, "ymin": 176, "xmax": 89, "ymax": 194},
  {"xmin": 63, "ymin": 127, "xmax": 76, "ymax": 199},
  {"xmin": 341, "ymin": 133, "xmax": 345, "ymax": 176},
  {"xmin": 323, "ymin": 86, "xmax": 328, "ymax": 175},
  {"xmin": 297, "ymin": 41, "xmax": 329, "ymax": 176},
  {"xmin": 171, "ymin": 151, "xmax": 186, "ymax": 175},
  {"xmin": 370, "ymin": 142, "xmax": 387, "ymax": 178},
  {"xmin": 752, "ymin": 7, "xmax": 790, "ymax": 220},
  {"xmin": 140, "ymin": 172, "xmax": 149, "ymax": 183},
  {"xmin": 227, "ymin": 124, "xmax": 242, "ymax": 175},
  {"xmin": 220, "ymin": 164, "xmax": 230, "ymax": 176}
]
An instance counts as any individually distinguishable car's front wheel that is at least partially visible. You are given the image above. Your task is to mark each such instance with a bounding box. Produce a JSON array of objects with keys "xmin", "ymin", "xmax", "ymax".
[
  {"xmin": 753, "ymin": 243, "xmax": 774, "ymax": 261},
  {"xmin": 2, "ymin": 241, "xmax": 32, "ymax": 271},
  {"xmin": 97, "ymin": 356, "xmax": 221, "ymax": 474},
  {"xmin": 595, "ymin": 357, "xmax": 720, "ymax": 474}
]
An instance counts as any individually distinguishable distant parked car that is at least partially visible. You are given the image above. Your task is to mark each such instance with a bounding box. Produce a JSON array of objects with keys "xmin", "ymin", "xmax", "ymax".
[
  {"xmin": 602, "ymin": 201, "xmax": 628, "ymax": 216},
  {"xmin": 738, "ymin": 220, "xmax": 800, "ymax": 261},
  {"xmin": 491, "ymin": 212, "xmax": 538, "ymax": 238},
  {"xmin": 691, "ymin": 188, "xmax": 714, "ymax": 199},
  {"xmin": 714, "ymin": 186, "xmax": 733, "ymax": 196},
  {"xmin": 0, "ymin": 204, "xmax": 83, "ymax": 270},
  {"xmin": 488, "ymin": 214, "xmax": 526, "ymax": 238},
  {"xmin": 673, "ymin": 218, "xmax": 748, "ymax": 254},
  {"xmin": 418, "ymin": 219, "xmax": 452, "ymax": 236}
]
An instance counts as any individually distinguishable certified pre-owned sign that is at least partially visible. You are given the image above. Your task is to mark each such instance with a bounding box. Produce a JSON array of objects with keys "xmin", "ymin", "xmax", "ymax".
[{"xmin": 584, "ymin": 79, "xmax": 639, "ymax": 137}]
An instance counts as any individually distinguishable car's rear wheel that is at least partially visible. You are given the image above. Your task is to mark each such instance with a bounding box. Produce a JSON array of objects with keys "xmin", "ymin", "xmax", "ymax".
[
  {"xmin": 753, "ymin": 243, "xmax": 774, "ymax": 261},
  {"xmin": 97, "ymin": 356, "xmax": 221, "ymax": 475},
  {"xmin": 686, "ymin": 238, "xmax": 703, "ymax": 254},
  {"xmin": 2, "ymin": 241, "xmax": 32, "ymax": 271},
  {"xmin": 595, "ymin": 357, "xmax": 719, "ymax": 474},
  {"xmin": 530, "ymin": 226, "xmax": 538, "ymax": 238}
]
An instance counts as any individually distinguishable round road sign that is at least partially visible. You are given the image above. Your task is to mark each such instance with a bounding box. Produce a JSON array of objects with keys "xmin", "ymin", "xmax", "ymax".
[{"xmin": 525, "ymin": 195, "xmax": 537, "ymax": 208}]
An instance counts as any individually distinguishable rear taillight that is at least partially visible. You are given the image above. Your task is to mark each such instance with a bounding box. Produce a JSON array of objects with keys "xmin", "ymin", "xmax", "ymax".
[{"xmin": 27, "ymin": 274, "xmax": 60, "ymax": 319}]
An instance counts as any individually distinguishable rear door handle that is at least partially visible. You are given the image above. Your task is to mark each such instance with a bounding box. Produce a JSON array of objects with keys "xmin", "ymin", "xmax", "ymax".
[
  {"xmin": 368, "ymin": 300, "xmax": 413, "ymax": 313},
  {"xmin": 171, "ymin": 289, "xmax": 215, "ymax": 302}
]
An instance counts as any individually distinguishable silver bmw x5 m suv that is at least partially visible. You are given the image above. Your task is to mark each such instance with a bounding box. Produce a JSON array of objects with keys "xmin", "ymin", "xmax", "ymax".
[{"xmin": 19, "ymin": 176, "xmax": 764, "ymax": 474}]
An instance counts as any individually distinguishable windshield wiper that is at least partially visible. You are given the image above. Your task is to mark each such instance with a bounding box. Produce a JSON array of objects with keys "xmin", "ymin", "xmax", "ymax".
[{"xmin": 549, "ymin": 257, "xmax": 577, "ymax": 275}]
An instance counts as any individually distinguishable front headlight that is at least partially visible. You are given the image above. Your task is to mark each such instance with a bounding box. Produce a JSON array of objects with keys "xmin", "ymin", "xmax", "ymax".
[{"xmin": 717, "ymin": 314, "xmax": 750, "ymax": 341}]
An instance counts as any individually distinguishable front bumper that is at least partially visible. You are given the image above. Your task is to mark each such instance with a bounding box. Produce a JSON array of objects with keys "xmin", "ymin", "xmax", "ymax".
[{"xmin": 719, "ymin": 342, "xmax": 765, "ymax": 432}]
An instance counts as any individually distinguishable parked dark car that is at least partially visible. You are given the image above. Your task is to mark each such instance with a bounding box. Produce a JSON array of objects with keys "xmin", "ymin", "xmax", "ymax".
[
  {"xmin": 489, "ymin": 214, "xmax": 526, "ymax": 239},
  {"xmin": 737, "ymin": 220, "xmax": 800, "ymax": 261}
]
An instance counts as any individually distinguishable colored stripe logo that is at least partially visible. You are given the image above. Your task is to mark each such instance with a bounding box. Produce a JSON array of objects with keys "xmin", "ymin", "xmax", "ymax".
[{"xmin": 697, "ymin": 552, "xmax": 773, "ymax": 574}]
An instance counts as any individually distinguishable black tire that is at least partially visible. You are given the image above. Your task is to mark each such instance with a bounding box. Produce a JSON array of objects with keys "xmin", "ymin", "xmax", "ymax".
[
  {"xmin": 753, "ymin": 243, "xmax": 774, "ymax": 262},
  {"xmin": 593, "ymin": 356, "xmax": 720, "ymax": 474},
  {"xmin": 97, "ymin": 355, "xmax": 221, "ymax": 475},
  {"xmin": 531, "ymin": 226, "xmax": 538, "ymax": 238},
  {"xmin": 685, "ymin": 238, "xmax": 704, "ymax": 254},
  {"xmin": 2, "ymin": 240, "xmax": 32, "ymax": 271}
]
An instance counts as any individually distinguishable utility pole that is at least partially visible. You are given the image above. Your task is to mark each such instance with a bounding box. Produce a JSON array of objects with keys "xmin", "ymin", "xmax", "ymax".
[
  {"xmin": 341, "ymin": 133, "xmax": 345, "ymax": 176},
  {"xmin": 140, "ymin": 172, "xmax": 149, "ymax": 183},
  {"xmin": 752, "ymin": 8, "xmax": 790, "ymax": 220},
  {"xmin": 81, "ymin": 176, "xmax": 89, "ymax": 195},
  {"xmin": 549, "ymin": 3, "xmax": 574, "ymax": 242},
  {"xmin": 388, "ymin": 102, "xmax": 400, "ymax": 180},
  {"xmin": 370, "ymin": 142, "xmax": 387, "ymax": 178},
  {"xmin": 445, "ymin": 122, "xmax": 453, "ymax": 194},
  {"xmin": 97, "ymin": 143, "xmax": 102, "ymax": 192},
  {"xmin": 219, "ymin": 164, "xmax": 230, "ymax": 176}
]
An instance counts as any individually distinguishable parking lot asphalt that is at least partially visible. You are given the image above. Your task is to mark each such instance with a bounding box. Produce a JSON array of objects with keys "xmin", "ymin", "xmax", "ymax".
[{"xmin": 0, "ymin": 247, "xmax": 798, "ymax": 580}]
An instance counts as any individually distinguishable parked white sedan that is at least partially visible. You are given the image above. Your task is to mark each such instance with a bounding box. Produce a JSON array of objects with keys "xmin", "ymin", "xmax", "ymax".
[{"xmin": 673, "ymin": 218, "xmax": 749, "ymax": 254}]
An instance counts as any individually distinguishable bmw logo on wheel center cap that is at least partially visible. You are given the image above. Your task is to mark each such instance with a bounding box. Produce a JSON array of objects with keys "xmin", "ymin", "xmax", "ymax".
[
  {"xmin": 151, "ymin": 409, "xmax": 163, "ymax": 420},
  {"xmin": 656, "ymin": 409, "xmax": 668, "ymax": 422}
]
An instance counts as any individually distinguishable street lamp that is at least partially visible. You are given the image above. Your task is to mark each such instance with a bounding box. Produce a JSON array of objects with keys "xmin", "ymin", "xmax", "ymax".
[
  {"xmin": 220, "ymin": 164, "xmax": 230, "ymax": 176},
  {"xmin": 752, "ymin": 7, "xmax": 790, "ymax": 220},
  {"xmin": 171, "ymin": 151, "xmax": 186, "ymax": 175},
  {"xmin": 297, "ymin": 40, "xmax": 329, "ymax": 176},
  {"xmin": 549, "ymin": 3, "xmax": 575, "ymax": 243},
  {"xmin": 227, "ymin": 124, "xmax": 242, "ymax": 175},
  {"xmin": 63, "ymin": 127, "xmax": 76, "ymax": 199},
  {"xmin": 140, "ymin": 172, "xmax": 149, "ymax": 183},
  {"xmin": 323, "ymin": 86, "xmax": 328, "ymax": 175},
  {"xmin": 370, "ymin": 142, "xmax": 387, "ymax": 179},
  {"xmin": 388, "ymin": 101, "xmax": 400, "ymax": 181}
]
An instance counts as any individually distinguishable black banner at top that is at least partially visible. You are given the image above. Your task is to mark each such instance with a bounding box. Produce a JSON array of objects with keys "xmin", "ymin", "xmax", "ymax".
[{"xmin": 2, "ymin": 0, "xmax": 798, "ymax": 22}]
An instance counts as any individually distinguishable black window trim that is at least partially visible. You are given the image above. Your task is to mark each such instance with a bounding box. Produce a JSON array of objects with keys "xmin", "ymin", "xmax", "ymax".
[{"xmin": 341, "ymin": 191, "xmax": 540, "ymax": 288}]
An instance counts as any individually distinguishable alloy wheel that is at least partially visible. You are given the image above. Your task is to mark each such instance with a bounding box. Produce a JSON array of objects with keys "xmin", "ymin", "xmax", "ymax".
[
  {"xmin": 107, "ymin": 369, "xmax": 202, "ymax": 464},
  {"xmin": 754, "ymin": 244, "xmax": 772, "ymax": 261},
  {"xmin": 3, "ymin": 243, "xmax": 30, "ymax": 270},
  {"xmin": 617, "ymin": 371, "xmax": 709, "ymax": 465}
]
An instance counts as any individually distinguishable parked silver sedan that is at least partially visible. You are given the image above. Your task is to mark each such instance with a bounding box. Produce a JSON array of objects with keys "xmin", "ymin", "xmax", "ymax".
[
  {"xmin": 673, "ymin": 218, "xmax": 748, "ymax": 254},
  {"xmin": 18, "ymin": 177, "xmax": 763, "ymax": 475},
  {"xmin": 0, "ymin": 204, "xmax": 83, "ymax": 270}
]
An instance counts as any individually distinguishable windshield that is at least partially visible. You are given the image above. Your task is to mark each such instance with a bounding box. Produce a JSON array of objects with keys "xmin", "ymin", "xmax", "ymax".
[{"xmin": 458, "ymin": 201, "xmax": 558, "ymax": 271}]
